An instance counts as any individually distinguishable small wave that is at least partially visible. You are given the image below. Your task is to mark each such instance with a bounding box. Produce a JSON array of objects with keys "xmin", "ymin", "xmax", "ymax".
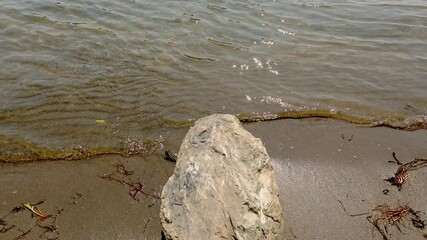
[
  {"xmin": 237, "ymin": 111, "xmax": 427, "ymax": 131},
  {"xmin": 371, "ymin": 114, "xmax": 427, "ymax": 131},
  {"xmin": 183, "ymin": 53, "xmax": 216, "ymax": 61},
  {"xmin": 148, "ymin": 110, "xmax": 427, "ymax": 131},
  {"xmin": 1, "ymin": 110, "xmax": 425, "ymax": 163},
  {"xmin": 208, "ymin": 38, "xmax": 247, "ymax": 51},
  {"xmin": 206, "ymin": 4, "xmax": 227, "ymax": 11},
  {"xmin": 0, "ymin": 134, "xmax": 164, "ymax": 163}
]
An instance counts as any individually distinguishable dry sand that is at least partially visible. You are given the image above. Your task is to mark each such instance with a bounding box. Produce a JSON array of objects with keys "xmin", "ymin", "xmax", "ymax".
[{"xmin": 1, "ymin": 118, "xmax": 426, "ymax": 240}]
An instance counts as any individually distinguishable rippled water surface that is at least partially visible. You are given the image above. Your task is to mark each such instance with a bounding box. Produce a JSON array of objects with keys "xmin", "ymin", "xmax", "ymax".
[{"xmin": 1, "ymin": 0, "xmax": 426, "ymax": 161}]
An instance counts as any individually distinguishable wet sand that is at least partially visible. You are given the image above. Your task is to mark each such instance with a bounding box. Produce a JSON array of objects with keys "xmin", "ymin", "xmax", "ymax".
[
  {"xmin": 1, "ymin": 119, "xmax": 426, "ymax": 240},
  {"xmin": 246, "ymin": 119, "xmax": 427, "ymax": 240}
]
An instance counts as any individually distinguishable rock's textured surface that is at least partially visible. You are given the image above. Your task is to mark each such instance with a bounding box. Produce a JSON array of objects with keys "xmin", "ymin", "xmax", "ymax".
[{"xmin": 160, "ymin": 114, "xmax": 283, "ymax": 240}]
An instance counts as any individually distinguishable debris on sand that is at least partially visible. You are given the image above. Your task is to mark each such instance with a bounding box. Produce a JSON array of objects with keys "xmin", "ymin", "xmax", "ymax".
[
  {"xmin": 164, "ymin": 150, "xmax": 177, "ymax": 162},
  {"xmin": 385, "ymin": 152, "xmax": 427, "ymax": 190},
  {"xmin": 0, "ymin": 193, "xmax": 83, "ymax": 239},
  {"xmin": 339, "ymin": 200, "xmax": 426, "ymax": 240},
  {"xmin": 100, "ymin": 162, "xmax": 161, "ymax": 203},
  {"xmin": 367, "ymin": 204, "xmax": 426, "ymax": 240}
]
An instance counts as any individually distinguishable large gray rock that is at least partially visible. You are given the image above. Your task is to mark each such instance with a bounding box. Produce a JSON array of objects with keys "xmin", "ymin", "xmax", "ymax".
[{"xmin": 160, "ymin": 114, "xmax": 284, "ymax": 240}]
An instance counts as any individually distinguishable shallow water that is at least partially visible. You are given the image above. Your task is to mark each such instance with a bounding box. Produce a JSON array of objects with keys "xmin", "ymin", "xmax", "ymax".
[{"xmin": 1, "ymin": 0, "xmax": 426, "ymax": 161}]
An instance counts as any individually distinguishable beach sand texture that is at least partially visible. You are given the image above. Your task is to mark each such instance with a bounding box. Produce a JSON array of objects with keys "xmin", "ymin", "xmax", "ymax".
[{"xmin": 1, "ymin": 119, "xmax": 426, "ymax": 240}]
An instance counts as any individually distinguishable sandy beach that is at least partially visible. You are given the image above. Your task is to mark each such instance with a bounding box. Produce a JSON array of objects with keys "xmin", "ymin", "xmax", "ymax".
[
  {"xmin": 1, "ymin": 118, "xmax": 426, "ymax": 240},
  {"xmin": 246, "ymin": 119, "xmax": 427, "ymax": 240}
]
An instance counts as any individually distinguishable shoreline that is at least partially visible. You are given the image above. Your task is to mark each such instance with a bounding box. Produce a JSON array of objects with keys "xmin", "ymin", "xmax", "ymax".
[
  {"xmin": 1, "ymin": 118, "xmax": 426, "ymax": 239},
  {"xmin": 2, "ymin": 112, "xmax": 426, "ymax": 164}
]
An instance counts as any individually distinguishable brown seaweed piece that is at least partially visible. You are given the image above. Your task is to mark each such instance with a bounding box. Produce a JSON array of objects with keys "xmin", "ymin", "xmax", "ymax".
[
  {"xmin": 100, "ymin": 162, "xmax": 160, "ymax": 202},
  {"xmin": 339, "ymin": 200, "xmax": 426, "ymax": 239},
  {"xmin": 115, "ymin": 163, "xmax": 134, "ymax": 176},
  {"xmin": 385, "ymin": 152, "xmax": 427, "ymax": 190},
  {"xmin": 367, "ymin": 204, "xmax": 426, "ymax": 240}
]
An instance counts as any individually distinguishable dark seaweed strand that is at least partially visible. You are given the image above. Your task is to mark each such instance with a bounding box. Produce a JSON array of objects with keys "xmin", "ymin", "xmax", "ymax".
[{"xmin": 236, "ymin": 112, "xmax": 426, "ymax": 131}]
